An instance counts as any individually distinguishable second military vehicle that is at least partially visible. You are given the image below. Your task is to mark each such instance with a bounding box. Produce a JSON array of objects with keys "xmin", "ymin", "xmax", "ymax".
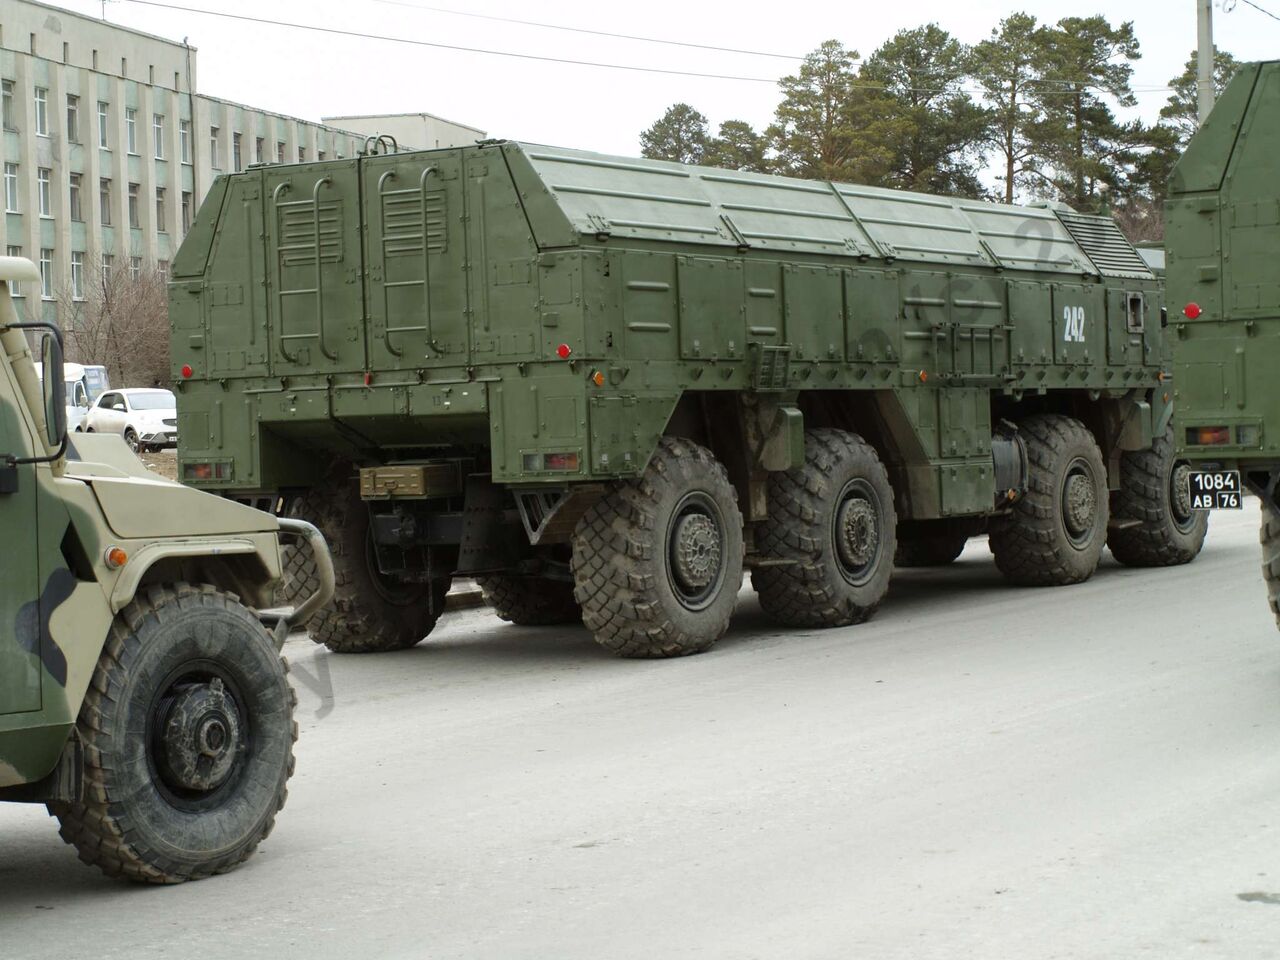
[
  {"xmin": 171, "ymin": 140, "xmax": 1204, "ymax": 658},
  {"xmin": 0, "ymin": 256, "xmax": 334, "ymax": 882},
  {"xmin": 1167, "ymin": 59, "xmax": 1280, "ymax": 626}
]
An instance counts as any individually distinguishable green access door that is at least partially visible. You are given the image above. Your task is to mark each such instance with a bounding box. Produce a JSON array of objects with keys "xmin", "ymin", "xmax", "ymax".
[
  {"xmin": 362, "ymin": 150, "xmax": 472, "ymax": 370},
  {"xmin": 262, "ymin": 161, "xmax": 368, "ymax": 376},
  {"xmin": 0, "ymin": 403, "xmax": 41, "ymax": 715}
]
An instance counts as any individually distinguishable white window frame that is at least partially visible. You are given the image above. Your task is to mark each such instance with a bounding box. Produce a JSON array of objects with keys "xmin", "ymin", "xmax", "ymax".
[
  {"xmin": 37, "ymin": 167, "xmax": 51, "ymax": 217},
  {"xmin": 66, "ymin": 94, "xmax": 79, "ymax": 142},
  {"xmin": 179, "ymin": 119, "xmax": 191, "ymax": 163},
  {"xmin": 127, "ymin": 182, "xmax": 139, "ymax": 228},
  {"xmin": 6, "ymin": 245, "xmax": 22, "ymax": 297},
  {"xmin": 155, "ymin": 186, "xmax": 166, "ymax": 232},
  {"xmin": 1, "ymin": 80, "xmax": 14, "ymax": 131},
  {"xmin": 129, "ymin": 256, "xmax": 142, "ymax": 282},
  {"xmin": 97, "ymin": 100, "xmax": 109, "ymax": 148},
  {"xmin": 209, "ymin": 126, "xmax": 220, "ymax": 168},
  {"xmin": 153, "ymin": 113, "xmax": 165, "ymax": 159},
  {"xmin": 125, "ymin": 107, "xmax": 138, "ymax": 154},
  {"xmin": 70, "ymin": 251, "xmax": 85, "ymax": 301},
  {"xmin": 3, "ymin": 163, "xmax": 17, "ymax": 213},
  {"xmin": 69, "ymin": 172, "xmax": 83, "ymax": 222},
  {"xmin": 34, "ymin": 87, "xmax": 48, "ymax": 136},
  {"xmin": 39, "ymin": 249, "xmax": 54, "ymax": 300}
]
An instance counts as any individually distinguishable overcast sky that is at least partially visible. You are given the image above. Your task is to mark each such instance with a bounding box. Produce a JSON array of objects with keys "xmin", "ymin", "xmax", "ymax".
[{"xmin": 53, "ymin": 0, "xmax": 1280, "ymax": 154}]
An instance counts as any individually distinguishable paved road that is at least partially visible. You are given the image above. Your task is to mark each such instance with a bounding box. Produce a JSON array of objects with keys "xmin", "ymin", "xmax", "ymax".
[{"xmin": 3, "ymin": 506, "xmax": 1279, "ymax": 959}]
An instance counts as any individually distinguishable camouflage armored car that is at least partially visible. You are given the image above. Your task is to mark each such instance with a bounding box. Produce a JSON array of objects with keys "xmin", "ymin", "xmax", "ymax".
[
  {"xmin": 1167, "ymin": 60, "xmax": 1280, "ymax": 625},
  {"xmin": 0, "ymin": 257, "xmax": 334, "ymax": 882},
  {"xmin": 171, "ymin": 140, "xmax": 1204, "ymax": 658}
]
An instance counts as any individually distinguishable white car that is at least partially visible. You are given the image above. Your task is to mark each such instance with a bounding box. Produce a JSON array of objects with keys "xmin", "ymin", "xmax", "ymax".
[{"xmin": 82, "ymin": 388, "xmax": 178, "ymax": 453}]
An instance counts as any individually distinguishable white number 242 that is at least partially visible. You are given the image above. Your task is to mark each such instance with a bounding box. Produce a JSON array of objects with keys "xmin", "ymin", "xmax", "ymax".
[{"xmin": 1062, "ymin": 306, "xmax": 1086, "ymax": 343}]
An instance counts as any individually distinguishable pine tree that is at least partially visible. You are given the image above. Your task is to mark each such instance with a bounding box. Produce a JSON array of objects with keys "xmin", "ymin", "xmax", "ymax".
[{"xmin": 639, "ymin": 104, "xmax": 711, "ymax": 164}]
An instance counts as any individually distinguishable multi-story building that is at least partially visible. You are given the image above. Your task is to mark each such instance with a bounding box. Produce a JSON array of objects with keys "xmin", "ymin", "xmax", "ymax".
[
  {"xmin": 322, "ymin": 112, "xmax": 486, "ymax": 152},
  {"xmin": 0, "ymin": 0, "xmax": 482, "ymax": 336}
]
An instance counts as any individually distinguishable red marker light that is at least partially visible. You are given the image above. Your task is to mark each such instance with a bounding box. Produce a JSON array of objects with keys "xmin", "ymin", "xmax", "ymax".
[
  {"xmin": 364, "ymin": 371, "xmax": 373, "ymax": 387},
  {"xmin": 1183, "ymin": 302, "xmax": 1202, "ymax": 320},
  {"xmin": 556, "ymin": 343, "xmax": 572, "ymax": 359},
  {"xmin": 180, "ymin": 364, "xmax": 193, "ymax": 378}
]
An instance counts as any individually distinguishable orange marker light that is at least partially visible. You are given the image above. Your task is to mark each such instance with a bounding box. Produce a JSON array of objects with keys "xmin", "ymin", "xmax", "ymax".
[
  {"xmin": 104, "ymin": 546, "xmax": 128, "ymax": 569},
  {"xmin": 590, "ymin": 370, "xmax": 605, "ymax": 387},
  {"xmin": 918, "ymin": 370, "xmax": 928, "ymax": 383}
]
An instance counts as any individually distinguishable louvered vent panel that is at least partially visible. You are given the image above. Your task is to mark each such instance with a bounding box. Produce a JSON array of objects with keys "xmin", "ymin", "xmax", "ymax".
[{"xmin": 1054, "ymin": 210, "xmax": 1153, "ymax": 279}]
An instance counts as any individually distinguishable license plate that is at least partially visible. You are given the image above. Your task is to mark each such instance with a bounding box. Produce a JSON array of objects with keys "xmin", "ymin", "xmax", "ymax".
[{"xmin": 1188, "ymin": 470, "xmax": 1243, "ymax": 509}]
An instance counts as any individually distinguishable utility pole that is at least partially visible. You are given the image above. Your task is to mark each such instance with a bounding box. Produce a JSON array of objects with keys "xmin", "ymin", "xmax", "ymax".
[{"xmin": 1197, "ymin": 0, "xmax": 1216, "ymax": 122}]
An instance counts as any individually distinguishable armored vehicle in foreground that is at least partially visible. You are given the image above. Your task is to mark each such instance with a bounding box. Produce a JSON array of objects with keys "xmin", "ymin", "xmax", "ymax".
[
  {"xmin": 0, "ymin": 257, "xmax": 333, "ymax": 882},
  {"xmin": 172, "ymin": 140, "xmax": 1203, "ymax": 658},
  {"xmin": 1167, "ymin": 60, "xmax": 1280, "ymax": 624}
]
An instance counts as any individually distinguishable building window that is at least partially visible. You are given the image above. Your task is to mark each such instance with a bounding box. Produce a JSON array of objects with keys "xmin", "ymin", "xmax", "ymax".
[
  {"xmin": 158, "ymin": 260, "xmax": 169, "ymax": 282},
  {"xmin": 179, "ymin": 119, "xmax": 191, "ymax": 163},
  {"xmin": 277, "ymin": 141, "xmax": 285, "ymax": 164},
  {"xmin": 99, "ymin": 178, "xmax": 111, "ymax": 225},
  {"xmin": 233, "ymin": 132, "xmax": 242, "ymax": 172},
  {"xmin": 153, "ymin": 114, "xmax": 165, "ymax": 159},
  {"xmin": 97, "ymin": 100, "xmax": 109, "ymax": 147},
  {"xmin": 156, "ymin": 187, "xmax": 166, "ymax": 231},
  {"xmin": 127, "ymin": 182, "xmax": 139, "ymax": 228},
  {"xmin": 3, "ymin": 163, "xmax": 17, "ymax": 212},
  {"xmin": 1, "ymin": 80, "xmax": 14, "ymax": 131},
  {"xmin": 125, "ymin": 107, "xmax": 137, "ymax": 153},
  {"xmin": 69, "ymin": 173, "xmax": 83, "ymax": 221},
  {"xmin": 101, "ymin": 253, "xmax": 113, "ymax": 288},
  {"xmin": 181, "ymin": 190, "xmax": 192, "ymax": 232},
  {"xmin": 318, "ymin": 150, "xmax": 326, "ymax": 162},
  {"xmin": 34, "ymin": 87, "xmax": 48, "ymax": 136},
  {"xmin": 6, "ymin": 246, "xmax": 22, "ymax": 297},
  {"xmin": 71, "ymin": 251, "xmax": 85, "ymax": 300},
  {"xmin": 129, "ymin": 256, "xmax": 141, "ymax": 282},
  {"xmin": 298, "ymin": 146, "xmax": 306, "ymax": 163},
  {"xmin": 66, "ymin": 95, "xmax": 80, "ymax": 142},
  {"xmin": 255, "ymin": 137, "xmax": 264, "ymax": 164},
  {"xmin": 209, "ymin": 126, "xmax": 220, "ymax": 168},
  {"xmin": 37, "ymin": 168, "xmax": 51, "ymax": 217},
  {"xmin": 39, "ymin": 249, "xmax": 53, "ymax": 299}
]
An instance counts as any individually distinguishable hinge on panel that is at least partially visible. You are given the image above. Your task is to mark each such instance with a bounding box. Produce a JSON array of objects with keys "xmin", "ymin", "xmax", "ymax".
[{"xmin": 587, "ymin": 214, "xmax": 611, "ymax": 240}]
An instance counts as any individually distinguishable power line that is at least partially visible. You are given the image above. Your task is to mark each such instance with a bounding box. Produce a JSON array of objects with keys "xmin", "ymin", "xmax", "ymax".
[
  {"xmin": 1233, "ymin": 0, "xmax": 1280, "ymax": 22},
  {"xmin": 366, "ymin": 0, "xmax": 806, "ymax": 61},
  {"xmin": 113, "ymin": 0, "xmax": 1174, "ymax": 99},
  {"xmin": 115, "ymin": 0, "xmax": 781, "ymax": 83}
]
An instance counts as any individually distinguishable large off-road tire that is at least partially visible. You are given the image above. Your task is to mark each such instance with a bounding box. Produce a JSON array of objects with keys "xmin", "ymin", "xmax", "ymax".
[
  {"xmin": 989, "ymin": 415, "xmax": 1109, "ymax": 586},
  {"xmin": 1107, "ymin": 426, "xmax": 1208, "ymax": 566},
  {"xmin": 571, "ymin": 437, "xmax": 743, "ymax": 658},
  {"xmin": 50, "ymin": 584, "xmax": 296, "ymax": 884},
  {"xmin": 752, "ymin": 428, "xmax": 897, "ymax": 628},
  {"xmin": 476, "ymin": 575, "xmax": 581, "ymax": 625},
  {"xmin": 1262, "ymin": 502, "xmax": 1280, "ymax": 630},
  {"xmin": 299, "ymin": 474, "xmax": 450, "ymax": 653}
]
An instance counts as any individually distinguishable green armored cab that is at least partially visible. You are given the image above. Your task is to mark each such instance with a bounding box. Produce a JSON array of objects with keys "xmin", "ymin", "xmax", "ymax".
[
  {"xmin": 1167, "ymin": 60, "xmax": 1280, "ymax": 625},
  {"xmin": 0, "ymin": 256, "xmax": 333, "ymax": 882},
  {"xmin": 172, "ymin": 139, "xmax": 1203, "ymax": 659}
]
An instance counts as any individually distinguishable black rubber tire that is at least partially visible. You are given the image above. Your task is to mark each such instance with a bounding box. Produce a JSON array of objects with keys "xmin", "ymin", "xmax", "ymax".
[
  {"xmin": 272, "ymin": 497, "xmax": 322, "ymax": 609},
  {"xmin": 124, "ymin": 427, "xmax": 140, "ymax": 453},
  {"xmin": 1262, "ymin": 502, "xmax": 1280, "ymax": 630},
  {"xmin": 895, "ymin": 533, "xmax": 968, "ymax": 567},
  {"xmin": 752, "ymin": 428, "xmax": 897, "ymax": 627},
  {"xmin": 49, "ymin": 583, "xmax": 296, "ymax": 884},
  {"xmin": 299, "ymin": 473, "xmax": 449, "ymax": 653},
  {"xmin": 571, "ymin": 436, "xmax": 743, "ymax": 658},
  {"xmin": 989, "ymin": 414, "xmax": 1109, "ymax": 586},
  {"xmin": 1107, "ymin": 426, "xmax": 1208, "ymax": 566},
  {"xmin": 476, "ymin": 575, "xmax": 581, "ymax": 625}
]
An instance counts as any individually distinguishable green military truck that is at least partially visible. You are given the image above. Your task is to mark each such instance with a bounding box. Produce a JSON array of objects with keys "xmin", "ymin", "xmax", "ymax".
[
  {"xmin": 171, "ymin": 140, "xmax": 1204, "ymax": 659},
  {"xmin": 1167, "ymin": 59, "xmax": 1280, "ymax": 624},
  {"xmin": 0, "ymin": 256, "xmax": 334, "ymax": 882}
]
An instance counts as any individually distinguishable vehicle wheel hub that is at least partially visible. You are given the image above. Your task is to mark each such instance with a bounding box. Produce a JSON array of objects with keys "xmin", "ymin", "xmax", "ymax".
[
  {"xmin": 1064, "ymin": 472, "xmax": 1096, "ymax": 536},
  {"xmin": 157, "ymin": 678, "xmax": 244, "ymax": 794},
  {"xmin": 672, "ymin": 513, "xmax": 721, "ymax": 593},
  {"xmin": 836, "ymin": 497, "xmax": 879, "ymax": 571}
]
